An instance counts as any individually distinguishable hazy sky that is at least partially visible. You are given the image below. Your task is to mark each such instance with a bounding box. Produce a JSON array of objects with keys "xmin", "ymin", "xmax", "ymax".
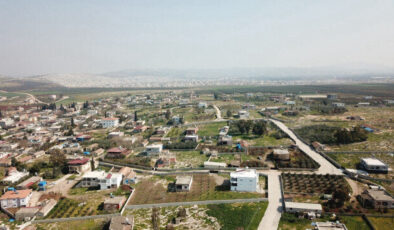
[{"xmin": 1, "ymin": 0, "xmax": 394, "ymax": 76}]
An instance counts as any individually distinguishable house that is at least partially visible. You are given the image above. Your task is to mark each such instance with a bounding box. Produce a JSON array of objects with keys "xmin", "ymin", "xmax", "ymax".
[
  {"xmin": 332, "ymin": 102, "xmax": 345, "ymax": 108},
  {"xmin": 315, "ymin": 222, "xmax": 347, "ymax": 230},
  {"xmin": 15, "ymin": 207, "xmax": 39, "ymax": 221},
  {"xmin": 108, "ymin": 132, "xmax": 124, "ymax": 138},
  {"xmin": 109, "ymin": 215, "xmax": 134, "ymax": 230},
  {"xmin": 218, "ymin": 135, "xmax": 233, "ymax": 146},
  {"xmin": 133, "ymin": 125, "xmax": 148, "ymax": 133},
  {"xmin": 145, "ymin": 144, "xmax": 163, "ymax": 156},
  {"xmin": 242, "ymin": 103, "xmax": 256, "ymax": 110},
  {"xmin": 2, "ymin": 170, "xmax": 29, "ymax": 184},
  {"xmin": 172, "ymin": 115, "xmax": 181, "ymax": 125},
  {"xmin": 285, "ymin": 202, "xmax": 323, "ymax": 214},
  {"xmin": 357, "ymin": 102, "xmax": 370, "ymax": 106},
  {"xmin": 219, "ymin": 126, "xmax": 229, "ymax": 136},
  {"xmin": 184, "ymin": 135, "xmax": 198, "ymax": 142},
  {"xmin": 185, "ymin": 127, "xmax": 199, "ymax": 135},
  {"xmin": 360, "ymin": 158, "xmax": 388, "ymax": 173},
  {"xmin": 100, "ymin": 118, "xmax": 119, "ymax": 128},
  {"xmin": 16, "ymin": 176, "xmax": 42, "ymax": 190},
  {"xmin": 359, "ymin": 189, "xmax": 394, "ymax": 209},
  {"xmin": 0, "ymin": 189, "xmax": 32, "ymax": 208},
  {"xmin": 68, "ymin": 158, "xmax": 91, "ymax": 174},
  {"xmin": 175, "ymin": 176, "xmax": 193, "ymax": 192},
  {"xmin": 230, "ymin": 168, "xmax": 259, "ymax": 192},
  {"xmin": 155, "ymin": 157, "xmax": 176, "ymax": 168},
  {"xmin": 104, "ymin": 196, "xmax": 126, "ymax": 211},
  {"xmin": 81, "ymin": 171, "xmax": 122, "ymax": 190},
  {"xmin": 198, "ymin": 102, "xmax": 208, "ymax": 108},
  {"xmin": 284, "ymin": 101, "xmax": 296, "ymax": 106},
  {"xmin": 119, "ymin": 167, "xmax": 137, "ymax": 185},
  {"xmin": 238, "ymin": 110, "xmax": 249, "ymax": 119},
  {"xmin": 106, "ymin": 147, "xmax": 130, "ymax": 158},
  {"xmin": 273, "ymin": 149, "xmax": 290, "ymax": 160}
]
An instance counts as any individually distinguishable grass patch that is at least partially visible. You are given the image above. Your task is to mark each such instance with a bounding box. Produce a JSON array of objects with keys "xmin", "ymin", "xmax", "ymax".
[
  {"xmin": 206, "ymin": 202, "xmax": 268, "ymax": 230},
  {"xmin": 198, "ymin": 122, "xmax": 227, "ymax": 137},
  {"xmin": 368, "ymin": 217, "xmax": 394, "ymax": 230}
]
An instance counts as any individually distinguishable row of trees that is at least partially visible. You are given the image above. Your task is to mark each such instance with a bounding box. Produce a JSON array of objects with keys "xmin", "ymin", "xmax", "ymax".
[{"xmin": 231, "ymin": 120, "xmax": 267, "ymax": 136}]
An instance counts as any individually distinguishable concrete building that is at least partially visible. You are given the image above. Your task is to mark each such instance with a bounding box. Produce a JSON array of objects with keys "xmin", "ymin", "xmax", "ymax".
[
  {"xmin": 104, "ymin": 196, "xmax": 126, "ymax": 211},
  {"xmin": 145, "ymin": 144, "xmax": 163, "ymax": 156},
  {"xmin": 16, "ymin": 176, "xmax": 42, "ymax": 190},
  {"xmin": 175, "ymin": 176, "xmax": 193, "ymax": 192},
  {"xmin": 0, "ymin": 189, "xmax": 32, "ymax": 208},
  {"xmin": 230, "ymin": 168, "xmax": 259, "ymax": 192},
  {"xmin": 106, "ymin": 147, "xmax": 130, "ymax": 158},
  {"xmin": 273, "ymin": 149, "xmax": 290, "ymax": 160},
  {"xmin": 2, "ymin": 170, "xmax": 29, "ymax": 184},
  {"xmin": 359, "ymin": 189, "xmax": 394, "ymax": 209},
  {"xmin": 100, "ymin": 117, "xmax": 119, "ymax": 128},
  {"xmin": 285, "ymin": 202, "xmax": 323, "ymax": 214},
  {"xmin": 238, "ymin": 110, "xmax": 249, "ymax": 119},
  {"xmin": 218, "ymin": 135, "xmax": 233, "ymax": 146},
  {"xmin": 204, "ymin": 161, "xmax": 227, "ymax": 169},
  {"xmin": 184, "ymin": 135, "xmax": 199, "ymax": 142},
  {"xmin": 81, "ymin": 171, "xmax": 122, "ymax": 190},
  {"xmin": 37, "ymin": 199, "xmax": 57, "ymax": 217},
  {"xmin": 332, "ymin": 102, "xmax": 345, "ymax": 108},
  {"xmin": 15, "ymin": 207, "xmax": 39, "ymax": 221},
  {"xmin": 360, "ymin": 158, "xmax": 388, "ymax": 173}
]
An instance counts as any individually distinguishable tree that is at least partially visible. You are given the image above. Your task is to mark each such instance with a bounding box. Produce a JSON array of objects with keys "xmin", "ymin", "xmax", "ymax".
[
  {"xmin": 134, "ymin": 111, "xmax": 138, "ymax": 122},
  {"xmin": 226, "ymin": 110, "xmax": 232, "ymax": 118},
  {"xmin": 49, "ymin": 149, "xmax": 68, "ymax": 176},
  {"xmin": 252, "ymin": 121, "xmax": 267, "ymax": 136},
  {"xmin": 165, "ymin": 109, "xmax": 171, "ymax": 120},
  {"xmin": 244, "ymin": 120, "xmax": 253, "ymax": 134},
  {"xmin": 0, "ymin": 110, "xmax": 2, "ymax": 118},
  {"xmin": 213, "ymin": 92, "xmax": 219, "ymax": 100},
  {"xmin": 66, "ymin": 127, "xmax": 74, "ymax": 136},
  {"xmin": 70, "ymin": 117, "xmax": 75, "ymax": 128},
  {"xmin": 91, "ymin": 157, "xmax": 95, "ymax": 171}
]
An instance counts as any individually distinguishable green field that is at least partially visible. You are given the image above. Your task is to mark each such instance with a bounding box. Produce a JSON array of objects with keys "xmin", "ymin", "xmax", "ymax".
[
  {"xmin": 368, "ymin": 217, "xmax": 394, "ymax": 230},
  {"xmin": 206, "ymin": 202, "xmax": 268, "ymax": 230},
  {"xmin": 198, "ymin": 121, "xmax": 227, "ymax": 137}
]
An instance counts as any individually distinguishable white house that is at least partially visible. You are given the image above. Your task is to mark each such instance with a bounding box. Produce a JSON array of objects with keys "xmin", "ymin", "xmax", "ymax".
[
  {"xmin": 238, "ymin": 110, "xmax": 249, "ymax": 119},
  {"xmin": 0, "ymin": 189, "xmax": 32, "ymax": 208},
  {"xmin": 81, "ymin": 171, "xmax": 122, "ymax": 190},
  {"xmin": 145, "ymin": 144, "xmax": 163, "ymax": 156},
  {"xmin": 332, "ymin": 102, "xmax": 345, "ymax": 108},
  {"xmin": 230, "ymin": 168, "xmax": 259, "ymax": 192},
  {"xmin": 100, "ymin": 118, "xmax": 119, "ymax": 128},
  {"xmin": 198, "ymin": 102, "xmax": 208, "ymax": 108},
  {"xmin": 285, "ymin": 202, "xmax": 323, "ymax": 214},
  {"xmin": 360, "ymin": 158, "xmax": 388, "ymax": 173}
]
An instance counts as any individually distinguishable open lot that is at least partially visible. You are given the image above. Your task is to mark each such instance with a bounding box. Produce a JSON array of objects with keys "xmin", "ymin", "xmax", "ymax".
[
  {"xmin": 129, "ymin": 174, "xmax": 262, "ymax": 205},
  {"xmin": 174, "ymin": 150, "xmax": 208, "ymax": 168}
]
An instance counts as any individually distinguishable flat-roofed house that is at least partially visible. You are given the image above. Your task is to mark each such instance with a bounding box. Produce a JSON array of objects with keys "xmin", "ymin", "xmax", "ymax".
[
  {"xmin": 185, "ymin": 127, "xmax": 199, "ymax": 135},
  {"xmin": 0, "ymin": 189, "xmax": 32, "ymax": 208},
  {"xmin": 104, "ymin": 196, "xmax": 126, "ymax": 211},
  {"xmin": 100, "ymin": 117, "xmax": 119, "ymax": 128},
  {"xmin": 315, "ymin": 222, "xmax": 348, "ymax": 230},
  {"xmin": 285, "ymin": 202, "xmax": 323, "ymax": 214},
  {"xmin": 68, "ymin": 158, "xmax": 91, "ymax": 174},
  {"xmin": 360, "ymin": 158, "xmax": 388, "ymax": 173},
  {"xmin": 273, "ymin": 149, "xmax": 290, "ymax": 160},
  {"xmin": 145, "ymin": 144, "xmax": 163, "ymax": 156},
  {"xmin": 175, "ymin": 176, "xmax": 193, "ymax": 192},
  {"xmin": 230, "ymin": 168, "xmax": 259, "ymax": 192},
  {"xmin": 15, "ymin": 207, "xmax": 39, "ymax": 221},
  {"xmin": 359, "ymin": 189, "xmax": 394, "ymax": 209},
  {"xmin": 16, "ymin": 176, "xmax": 42, "ymax": 190}
]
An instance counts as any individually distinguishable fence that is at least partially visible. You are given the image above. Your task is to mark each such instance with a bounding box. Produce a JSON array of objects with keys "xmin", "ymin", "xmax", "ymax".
[
  {"xmin": 32, "ymin": 213, "xmax": 119, "ymax": 224},
  {"xmin": 126, "ymin": 198, "xmax": 268, "ymax": 210},
  {"xmin": 324, "ymin": 151, "xmax": 394, "ymax": 154}
]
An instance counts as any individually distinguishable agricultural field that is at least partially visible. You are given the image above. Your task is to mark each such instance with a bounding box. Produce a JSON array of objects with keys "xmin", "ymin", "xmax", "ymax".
[
  {"xmin": 367, "ymin": 217, "xmax": 394, "ymax": 230},
  {"xmin": 129, "ymin": 174, "xmax": 262, "ymax": 205},
  {"xmin": 197, "ymin": 121, "xmax": 227, "ymax": 137},
  {"xmin": 166, "ymin": 127, "xmax": 186, "ymax": 138},
  {"xmin": 45, "ymin": 198, "xmax": 103, "ymax": 219},
  {"xmin": 282, "ymin": 173, "xmax": 350, "ymax": 194}
]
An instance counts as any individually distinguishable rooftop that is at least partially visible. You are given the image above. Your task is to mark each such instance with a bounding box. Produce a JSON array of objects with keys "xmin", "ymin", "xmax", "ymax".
[
  {"xmin": 230, "ymin": 168, "xmax": 257, "ymax": 178},
  {"xmin": 361, "ymin": 158, "xmax": 387, "ymax": 167},
  {"xmin": 0, "ymin": 189, "xmax": 32, "ymax": 200},
  {"xmin": 175, "ymin": 175, "xmax": 193, "ymax": 185},
  {"xmin": 285, "ymin": 202, "xmax": 323, "ymax": 211},
  {"xmin": 366, "ymin": 189, "xmax": 394, "ymax": 201}
]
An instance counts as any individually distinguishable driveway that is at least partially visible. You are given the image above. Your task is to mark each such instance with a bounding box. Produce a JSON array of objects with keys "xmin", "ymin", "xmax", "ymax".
[
  {"xmin": 45, "ymin": 174, "xmax": 78, "ymax": 197},
  {"xmin": 258, "ymin": 171, "xmax": 282, "ymax": 230}
]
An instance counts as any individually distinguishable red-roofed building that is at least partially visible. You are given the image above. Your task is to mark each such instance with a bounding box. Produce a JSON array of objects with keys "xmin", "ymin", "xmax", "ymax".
[
  {"xmin": 106, "ymin": 147, "xmax": 130, "ymax": 159},
  {"xmin": 68, "ymin": 158, "xmax": 91, "ymax": 174}
]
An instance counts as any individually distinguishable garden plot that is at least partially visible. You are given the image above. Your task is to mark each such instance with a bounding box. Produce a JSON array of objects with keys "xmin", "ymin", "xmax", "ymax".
[
  {"xmin": 129, "ymin": 174, "xmax": 262, "ymax": 205},
  {"xmin": 282, "ymin": 173, "xmax": 350, "ymax": 194},
  {"xmin": 124, "ymin": 205, "xmax": 220, "ymax": 230},
  {"xmin": 197, "ymin": 121, "xmax": 227, "ymax": 138},
  {"xmin": 174, "ymin": 150, "xmax": 208, "ymax": 168}
]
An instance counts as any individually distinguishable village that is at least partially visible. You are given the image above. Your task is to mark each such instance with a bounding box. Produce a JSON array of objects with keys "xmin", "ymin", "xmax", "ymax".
[{"xmin": 0, "ymin": 86, "xmax": 393, "ymax": 230}]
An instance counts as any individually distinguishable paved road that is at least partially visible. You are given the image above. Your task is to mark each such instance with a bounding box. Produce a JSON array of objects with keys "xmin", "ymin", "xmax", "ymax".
[
  {"xmin": 269, "ymin": 119, "xmax": 343, "ymax": 175},
  {"xmin": 258, "ymin": 171, "xmax": 282, "ymax": 230}
]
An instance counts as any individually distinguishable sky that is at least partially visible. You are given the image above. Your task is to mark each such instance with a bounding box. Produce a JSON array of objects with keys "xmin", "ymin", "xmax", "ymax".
[{"xmin": 0, "ymin": 0, "xmax": 394, "ymax": 76}]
